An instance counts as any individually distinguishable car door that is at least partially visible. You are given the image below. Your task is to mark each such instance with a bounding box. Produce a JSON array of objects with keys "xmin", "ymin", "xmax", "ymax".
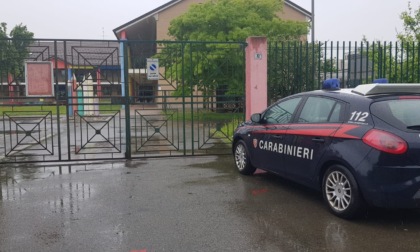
[
  {"xmin": 250, "ymin": 97, "xmax": 303, "ymax": 174},
  {"xmin": 281, "ymin": 96, "xmax": 345, "ymax": 185}
]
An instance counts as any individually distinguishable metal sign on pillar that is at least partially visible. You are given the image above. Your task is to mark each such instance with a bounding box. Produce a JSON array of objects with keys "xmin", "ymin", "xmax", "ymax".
[{"xmin": 147, "ymin": 58, "xmax": 159, "ymax": 80}]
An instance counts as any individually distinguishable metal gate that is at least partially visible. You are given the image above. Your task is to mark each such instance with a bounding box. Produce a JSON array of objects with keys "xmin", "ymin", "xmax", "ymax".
[{"xmin": 0, "ymin": 39, "xmax": 246, "ymax": 164}]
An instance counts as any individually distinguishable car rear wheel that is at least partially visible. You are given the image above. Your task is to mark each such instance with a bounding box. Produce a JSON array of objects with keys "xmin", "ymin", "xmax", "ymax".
[
  {"xmin": 234, "ymin": 140, "xmax": 256, "ymax": 175},
  {"xmin": 322, "ymin": 165, "xmax": 366, "ymax": 219}
]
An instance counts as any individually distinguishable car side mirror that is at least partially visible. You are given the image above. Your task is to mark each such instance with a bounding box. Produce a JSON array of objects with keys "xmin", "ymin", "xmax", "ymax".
[{"xmin": 251, "ymin": 113, "xmax": 262, "ymax": 123}]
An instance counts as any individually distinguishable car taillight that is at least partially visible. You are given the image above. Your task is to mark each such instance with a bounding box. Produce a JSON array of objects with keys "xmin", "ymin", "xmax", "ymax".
[{"xmin": 362, "ymin": 129, "xmax": 407, "ymax": 154}]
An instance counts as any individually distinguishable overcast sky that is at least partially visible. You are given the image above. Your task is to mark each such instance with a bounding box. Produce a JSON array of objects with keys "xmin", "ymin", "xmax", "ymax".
[{"xmin": 1, "ymin": 0, "xmax": 420, "ymax": 41}]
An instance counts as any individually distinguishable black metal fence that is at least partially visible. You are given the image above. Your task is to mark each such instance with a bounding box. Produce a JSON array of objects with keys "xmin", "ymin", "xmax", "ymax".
[{"xmin": 268, "ymin": 41, "xmax": 420, "ymax": 103}]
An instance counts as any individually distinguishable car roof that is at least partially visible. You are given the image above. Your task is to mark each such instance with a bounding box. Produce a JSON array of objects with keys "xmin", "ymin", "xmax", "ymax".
[
  {"xmin": 298, "ymin": 83, "xmax": 420, "ymax": 103},
  {"xmin": 351, "ymin": 84, "xmax": 420, "ymax": 96}
]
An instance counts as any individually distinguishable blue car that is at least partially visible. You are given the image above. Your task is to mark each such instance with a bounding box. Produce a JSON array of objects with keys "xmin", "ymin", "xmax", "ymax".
[{"xmin": 232, "ymin": 79, "xmax": 420, "ymax": 219}]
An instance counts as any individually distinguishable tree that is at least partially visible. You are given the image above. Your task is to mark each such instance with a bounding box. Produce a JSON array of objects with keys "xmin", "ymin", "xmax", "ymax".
[
  {"xmin": 0, "ymin": 22, "xmax": 34, "ymax": 84},
  {"xmin": 398, "ymin": 2, "xmax": 420, "ymax": 43},
  {"xmin": 168, "ymin": 0, "xmax": 308, "ymax": 42},
  {"xmin": 159, "ymin": 0, "xmax": 309, "ymax": 98}
]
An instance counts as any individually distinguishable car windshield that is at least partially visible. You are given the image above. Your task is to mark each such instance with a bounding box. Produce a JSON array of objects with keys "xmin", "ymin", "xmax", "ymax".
[{"xmin": 371, "ymin": 98, "xmax": 420, "ymax": 130}]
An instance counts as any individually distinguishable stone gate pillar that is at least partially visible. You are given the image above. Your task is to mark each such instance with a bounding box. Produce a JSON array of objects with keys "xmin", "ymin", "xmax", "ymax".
[{"xmin": 245, "ymin": 36, "xmax": 267, "ymax": 120}]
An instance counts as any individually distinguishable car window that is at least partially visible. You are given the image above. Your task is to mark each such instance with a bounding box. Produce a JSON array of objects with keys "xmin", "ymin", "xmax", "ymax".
[
  {"xmin": 371, "ymin": 99, "xmax": 420, "ymax": 130},
  {"xmin": 298, "ymin": 97, "xmax": 342, "ymax": 123},
  {"xmin": 263, "ymin": 97, "xmax": 302, "ymax": 124}
]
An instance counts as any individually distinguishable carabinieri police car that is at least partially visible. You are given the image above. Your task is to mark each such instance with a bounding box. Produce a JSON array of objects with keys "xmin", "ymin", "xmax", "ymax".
[{"xmin": 232, "ymin": 79, "xmax": 420, "ymax": 219}]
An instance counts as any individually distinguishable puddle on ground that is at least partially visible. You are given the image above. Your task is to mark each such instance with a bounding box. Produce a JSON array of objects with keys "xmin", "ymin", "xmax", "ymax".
[
  {"xmin": 0, "ymin": 176, "xmax": 26, "ymax": 201},
  {"xmin": 0, "ymin": 161, "xmax": 124, "ymax": 202},
  {"xmin": 188, "ymin": 155, "xmax": 234, "ymax": 171}
]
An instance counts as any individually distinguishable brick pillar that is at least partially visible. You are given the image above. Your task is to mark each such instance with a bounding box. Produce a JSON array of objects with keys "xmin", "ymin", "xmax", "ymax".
[{"xmin": 245, "ymin": 37, "xmax": 267, "ymax": 120}]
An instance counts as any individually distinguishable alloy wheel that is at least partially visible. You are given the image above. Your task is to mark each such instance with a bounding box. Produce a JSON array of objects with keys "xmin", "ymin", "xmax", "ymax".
[{"xmin": 325, "ymin": 171, "xmax": 352, "ymax": 211}]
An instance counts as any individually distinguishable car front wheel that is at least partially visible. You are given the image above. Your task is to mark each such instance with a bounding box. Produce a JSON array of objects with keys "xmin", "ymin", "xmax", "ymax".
[
  {"xmin": 234, "ymin": 140, "xmax": 256, "ymax": 175},
  {"xmin": 322, "ymin": 165, "xmax": 366, "ymax": 219}
]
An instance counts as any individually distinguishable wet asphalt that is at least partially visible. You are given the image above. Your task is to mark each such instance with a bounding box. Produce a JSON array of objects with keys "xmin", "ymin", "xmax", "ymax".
[{"xmin": 1, "ymin": 155, "xmax": 420, "ymax": 251}]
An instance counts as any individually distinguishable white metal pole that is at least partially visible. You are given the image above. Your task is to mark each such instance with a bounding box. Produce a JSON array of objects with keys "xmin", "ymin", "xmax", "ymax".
[{"xmin": 311, "ymin": 0, "xmax": 315, "ymax": 42}]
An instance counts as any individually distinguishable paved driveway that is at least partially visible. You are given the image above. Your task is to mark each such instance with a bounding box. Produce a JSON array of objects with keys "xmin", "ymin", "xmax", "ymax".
[{"xmin": 1, "ymin": 156, "xmax": 420, "ymax": 251}]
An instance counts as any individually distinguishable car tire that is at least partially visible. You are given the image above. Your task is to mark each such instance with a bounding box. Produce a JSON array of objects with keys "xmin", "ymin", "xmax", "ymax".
[
  {"xmin": 234, "ymin": 140, "xmax": 256, "ymax": 175},
  {"xmin": 322, "ymin": 165, "xmax": 366, "ymax": 219}
]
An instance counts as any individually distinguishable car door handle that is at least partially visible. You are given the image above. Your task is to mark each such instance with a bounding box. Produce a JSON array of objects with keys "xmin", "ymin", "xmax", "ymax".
[
  {"xmin": 312, "ymin": 138, "xmax": 325, "ymax": 143},
  {"xmin": 273, "ymin": 135, "xmax": 283, "ymax": 139}
]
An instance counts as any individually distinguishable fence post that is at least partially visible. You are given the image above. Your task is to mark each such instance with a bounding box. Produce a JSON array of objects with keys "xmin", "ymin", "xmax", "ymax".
[
  {"xmin": 245, "ymin": 37, "xmax": 268, "ymax": 120},
  {"xmin": 120, "ymin": 37, "xmax": 131, "ymax": 159}
]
